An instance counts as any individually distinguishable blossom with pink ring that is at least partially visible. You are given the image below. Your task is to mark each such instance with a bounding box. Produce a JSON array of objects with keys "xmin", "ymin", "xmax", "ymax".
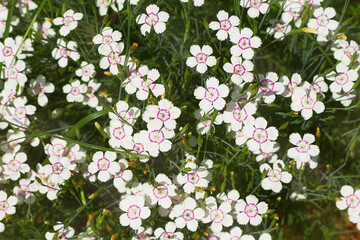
[
  {"xmin": 3, "ymin": 60, "xmax": 27, "ymax": 86},
  {"xmin": 176, "ymin": 162, "xmax": 210, "ymax": 193},
  {"xmin": 256, "ymin": 72, "xmax": 284, "ymax": 104},
  {"xmin": 280, "ymin": 73, "xmax": 302, "ymax": 98},
  {"xmin": 113, "ymin": 159, "xmax": 133, "ymax": 193},
  {"xmin": 43, "ymin": 156, "xmax": 76, "ymax": 184},
  {"xmin": 326, "ymin": 63, "xmax": 358, "ymax": 94},
  {"xmin": 33, "ymin": 20, "xmax": 55, "ymax": 39},
  {"xmin": 92, "ymin": 27, "xmax": 122, "ymax": 55},
  {"xmin": 281, "ymin": 1, "xmax": 303, "ymax": 28},
  {"xmin": 287, "ymin": 133, "xmax": 319, "ymax": 162},
  {"xmin": 334, "ymin": 40, "xmax": 360, "ymax": 66},
  {"xmin": 243, "ymin": 117, "xmax": 278, "ymax": 154},
  {"xmin": 170, "ymin": 197, "xmax": 205, "ymax": 232},
  {"xmin": 52, "ymin": 39, "xmax": 80, "ymax": 68},
  {"xmin": 195, "ymin": 109, "xmax": 223, "ymax": 135},
  {"xmin": 0, "ymin": 190, "xmax": 18, "ymax": 220},
  {"xmin": 109, "ymin": 100, "xmax": 140, "ymax": 125},
  {"xmin": 307, "ymin": 7, "xmax": 338, "ymax": 39},
  {"xmin": 75, "ymin": 61, "xmax": 96, "ymax": 82},
  {"xmin": 186, "ymin": 45, "xmax": 217, "ymax": 74},
  {"xmin": 266, "ymin": 19, "xmax": 292, "ymax": 40},
  {"xmin": 143, "ymin": 98, "xmax": 181, "ymax": 131},
  {"xmin": 260, "ymin": 160, "xmax": 292, "ymax": 193},
  {"xmin": 230, "ymin": 27, "xmax": 262, "ymax": 59},
  {"xmin": 96, "ymin": 0, "xmax": 129, "ymax": 16},
  {"xmin": 209, "ymin": 10, "xmax": 240, "ymax": 41},
  {"xmin": 0, "ymin": 37, "xmax": 19, "ymax": 65},
  {"xmin": 119, "ymin": 195, "xmax": 151, "ymax": 230},
  {"xmin": 203, "ymin": 196, "xmax": 233, "ymax": 232},
  {"xmin": 63, "ymin": 80, "xmax": 87, "ymax": 103},
  {"xmin": 13, "ymin": 178, "xmax": 37, "ymax": 205},
  {"xmin": 144, "ymin": 174, "xmax": 177, "ymax": 209},
  {"xmin": 106, "ymin": 120, "xmax": 133, "ymax": 149},
  {"xmin": 223, "ymin": 56, "xmax": 254, "ymax": 85},
  {"xmin": 53, "ymin": 9, "xmax": 83, "ymax": 36},
  {"xmin": 235, "ymin": 194, "xmax": 268, "ymax": 226},
  {"xmin": 2, "ymin": 152, "xmax": 30, "ymax": 181},
  {"xmin": 336, "ymin": 185, "xmax": 360, "ymax": 216},
  {"xmin": 136, "ymin": 4, "xmax": 169, "ymax": 35},
  {"xmin": 132, "ymin": 68, "xmax": 165, "ymax": 100},
  {"xmin": 28, "ymin": 75, "xmax": 54, "ymax": 107},
  {"xmin": 45, "ymin": 223, "xmax": 75, "ymax": 240},
  {"xmin": 99, "ymin": 42, "xmax": 128, "ymax": 75},
  {"xmin": 291, "ymin": 87, "xmax": 325, "ymax": 120},
  {"xmin": 221, "ymin": 226, "xmax": 255, "ymax": 240},
  {"xmin": 223, "ymin": 101, "xmax": 256, "ymax": 131},
  {"xmin": 240, "ymin": 0, "xmax": 269, "ymax": 18},
  {"xmin": 88, "ymin": 151, "xmax": 120, "ymax": 182},
  {"xmin": 154, "ymin": 221, "xmax": 184, "ymax": 239},
  {"xmin": 6, "ymin": 96, "xmax": 36, "ymax": 129},
  {"xmin": 144, "ymin": 126, "xmax": 174, "ymax": 154},
  {"xmin": 194, "ymin": 77, "xmax": 229, "ymax": 112},
  {"xmin": 123, "ymin": 64, "xmax": 149, "ymax": 95}
]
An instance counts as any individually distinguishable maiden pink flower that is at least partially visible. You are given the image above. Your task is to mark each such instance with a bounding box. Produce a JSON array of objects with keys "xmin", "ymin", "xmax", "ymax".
[
  {"xmin": 92, "ymin": 27, "xmax": 122, "ymax": 55},
  {"xmin": 194, "ymin": 77, "xmax": 229, "ymax": 112},
  {"xmin": 287, "ymin": 133, "xmax": 319, "ymax": 162},
  {"xmin": 51, "ymin": 39, "xmax": 80, "ymax": 68},
  {"xmin": 109, "ymin": 100, "xmax": 140, "ymax": 125},
  {"xmin": 223, "ymin": 56, "xmax": 254, "ymax": 85},
  {"xmin": 307, "ymin": 7, "xmax": 338, "ymax": 40},
  {"xmin": 186, "ymin": 45, "xmax": 217, "ymax": 74},
  {"xmin": 63, "ymin": 80, "xmax": 87, "ymax": 103},
  {"xmin": 291, "ymin": 87, "xmax": 325, "ymax": 120},
  {"xmin": 106, "ymin": 120, "xmax": 133, "ymax": 149},
  {"xmin": 176, "ymin": 162, "xmax": 209, "ymax": 193},
  {"xmin": 223, "ymin": 102, "xmax": 257, "ymax": 131},
  {"xmin": 209, "ymin": 10, "xmax": 240, "ymax": 41},
  {"xmin": 235, "ymin": 195, "xmax": 268, "ymax": 226},
  {"xmin": 88, "ymin": 151, "xmax": 120, "ymax": 182},
  {"xmin": 256, "ymin": 72, "xmax": 284, "ymax": 104},
  {"xmin": 336, "ymin": 185, "xmax": 360, "ymax": 215},
  {"xmin": 221, "ymin": 227, "xmax": 255, "ymax": 240},
  {"xmin": 334, "ymin": 40, "xmax": 360, "ymax": 66},
  {"xmin": 6, "ymin": 96, "xmax": 36, "ymax": 128},
  {"xmin": 75, "ymin": 61, "xmax": 96, "ymax": 82},
  {"xmin": 136, "ymin": 4, "xmax": 169, "ymax": 35},
  {"xmin": 28, "ymin": 75, "xmax": 54, "ymax": 107},
  {"xmin": 326, "ymin": 63, "xmax": 358, "ymax": 93},
  {"xmin": 240, "ymin": 0, "xmax": 269, "ymax": 18},
  {"xmin": 0, "ymin": 191, "xmax": 18, "ymax": 220},
  {"xmin": 133, "ymin": 68, "xmax": 165, "ymax": 100},
  {"xmin": 96, "ymin": 0, "xmax": 125, "ymax": 16},
  {"xmin": 144, "ymin": 174, "xmax": 177, "ymax": 209},
  {"xmin": 119, "ymin": 195, "xmax": 151, "ymax": 230},
  {"xmin": 260, "ymin": 160, "xmax": 292, "ymax": 193},
  {"xmin": 113, "ymin": 159, "xmax": 133, "ymax": 193},
  {"xmin": 180, "ymin": 0, "xmax": 205, "ymax": 7},
  {"xmin": 99, "ymin": 42, "xmax": 126, "ymax": 75},
  {"xmin": 45, "ymin": 223, "xmax": 75, "ymax": 240},
  {"xmin": 43, "ymin": 157, "xmax": 76, "ymax": 184},
  {"xmin": 280, "ymin": 73, "xmax": 302, "ymax": 98},
  {"xmin": 2, "ymin": 152, "xmax": 30, "ymax": 181},
  {"xmin": 230, "ymin": 28, "xmax": 262, "ymax": 59},
  {"xmin": 33, "ymin": 20, "xmax": 55, "ymax": 39},
  {"xmin": 203, "ymin": 197, "xmax": 233, "ymax": 233},
  {"xmin": 154, "ymin": 222, "xmax": 184, "ymax": 239},
  {"xmin": 0, "ymin": 37, "xmax": 20, "ymax": 65},
  {"xmin": 53, "ymin": 9, "xmax": 83, "ymax": 36}
]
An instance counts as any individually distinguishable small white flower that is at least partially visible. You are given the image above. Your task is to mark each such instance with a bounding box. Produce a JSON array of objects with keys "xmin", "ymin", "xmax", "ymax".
[
  {"xmin": 307, "ymin": 7, "xmax": 338, "ymax": 40},
  {"xmin": 203, "ymin": 197, "xmax": 233, "ymax": 232},
  {"xmin": 243, "ymin": 117, "xmax": 279, "ymax": 154},
  {"xmin": 154, "ymin": 222, "xmax": 184, "ymax": 239},
  {"xmin": 88, "ymin": 151, "xmax": 120, "ymax": 182},
  {"xmin": 240, "ymin": 0, "xmax": 269, "ymax": 18},
  {"xmin": 83, "ymin": 80, "xmax": 101, "ymax": 108},
  {"xmin": 142, "ymin": 98, "xmax": 181, "ymax": 130},
  {"xmin": 267, "ymin": 20, "xmax": 291, "ymax": 40},
  {"xmin": 43, "ymin": 157, "xmax": 76, "ymax": 184},
  {"xmin": 280, "ymin": 73, "xmax": 302, "ymax": 98},
  {"xmin": 119, "ymin": 195, "xmax": 151, "ymax": 230},
  {"xmin": 230, "ymin": 28, "xmax": 262, "ymax": 59},
  {"xmin": 99, "ymin": 42, "xmax": 126, "ymax": 75},
  {"xmin": 16, "ymin": 0, "xmax": 38, "ymax": 15},
  {"xmin": 221, "ymin": 226, "xmax": 255, "ymax": 240},
  {"xmin": 287, "ymin": 133, "xmax": 319, "ymax": 162},
  {"xmin": 223, "ymin": 56, "xmax": 254, "ymax": 85},
  {"xmin": 136, "ymin": 4, "xmax": 169, "ymax": 35},
  {"xmin": 92, "ymin": 27, "xmax": 122, "ymax": 55},
  {"xmin": 63, "ymin": 80, "xmax": 87, "ymax": 103},
  {"xmin": 0, "ymin": 191, "xmax": 18, "ymax": 220},
  {"xmin": 281, "ymin": 1, "xmax": 303, "ymax": 28},
  {"xmin": 186, "ymin": 45, "xmax": 217, "ymax": 74},
  {"xmin": 326, "ymin": 63, "xmax": 358, "ymax": 93},
  {"xmin": 195, "ymin": 109, "xmax": 223, "ymax": 135},
  {"xmin": 334, "ymin": 40, "xmax": 360, "ymax": 66},
  {"xmin": 106, "ymin": 120, "xmax": 133, "ymax": 149},
  {"xmin": 2, "ymin": 60, "xmax": 28, "ymax": 87},
  {"xmin": 180, "ymin": 0, "xmax": 205, "ymax": 7},
  {"xmin": 259, "ymin": 233, "xmax": 272, "ymax": 240},
  {"xmin": 6, "ymin": 96, "xmax": 36, "ymax": 128},
  {"xmin": 291, "ymin": 87, "xmax": 325, "ymax": 120},
  {"xmin": 96, "ymin": 0, "xmax": 125, "ymax": 16},
  {"xmin": 45, "ymin": 223, "xmax": 75, "ymax": 240},
  {"xmin": 144, "ymin": 174, "xmax": 177, "ymax": 209},
  {"xmin": 144, "ymin": 126, "xmax": 174, "ymax": 153},
  {"xmin": 256, "ymin": 72, "xmax": 284, "ymax": 104},
  {"xmin": 113, "ymin": 159, "xmax": 133, "ymax": 193},
  {"xmin": 176, "ymin": 162, "xmax": 209, "ymax": 193},
  {"xmin": 332, "ymin": 89, "xmax": 356, "ymax": 107},
  {"xmin": 170, "ymin": 197, "xmax": 205, "ymax": 232},
  {"xmin": 2, "ymin": 152, "xmax": 30, "ymax": 181},
  {"xmin": 0, "ymin": 37, "xmax": 20, "ymax": 65},
  {"xmin": 28, "ymin": 75, "xmax": 55, "ymax": 107},
  {"xmin": 194, "ymin": 77, "xmax": 229, "ymax": 112},
  {"xmin": 260, "ymin": 160, "xmax": 292, "ymax": 193},
  {"xmin": 52, "ymin": 39, "xmax": 80, "ymax": 68},
  {"xmin": 75, "ymin": 61, "xmax": 96, "ymax": 82},
  {"xmin": 33, "ymin": 20, "xmax": 55, "ymax": 39},
  {"xmin": 223, "ymin": 101, "xmax": 257, "ymax": 131},
  {"xmin": 53, "ymin": 9, "xmax": 83, "ymax": 36},
  {"xmin": 123, "ymin": 64, "xmax": 149, "ymax": 94},
  {"xmin": 336, "ymin": 185, "xmax": 360, "ymax": 216},
  {"xmin": 109, "ymin": 100, "xmax": 140, "ymax": 125},
  {"xmin": 132, "ymin": 68, "xmax": 165, "ymax": 100},
  {"xmin": 209, "ymin": 10, "xmax": 240, "ymax": 41},
  {"xmin": 235, "ymin": 195, "xmax": 268, "ymax": 226}
]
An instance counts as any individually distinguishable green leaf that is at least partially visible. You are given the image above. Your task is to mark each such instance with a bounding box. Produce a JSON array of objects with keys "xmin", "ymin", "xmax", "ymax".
[
  {"xmin": 203, "ymin": 18, "xmax": 209, "ymax": 31},
  {"xmin": 279, "ymin": 121, "xmax": 289, "ymax": 130}
]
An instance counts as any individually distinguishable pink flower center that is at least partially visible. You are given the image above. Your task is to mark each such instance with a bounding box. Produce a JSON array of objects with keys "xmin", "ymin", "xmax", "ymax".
[
  {"xmin": 117, "ymin": 110, "xmax": 131, "ymax": 122},
  {"xmin": 6, "ymin": 66, "xmax": 19, "ymax": 79},
  {"xmin": 157, "ymin": 109, "xmax": 171, "ymax": 121},
  {"xmin": 2, "ymin": 46, "xmax": 13, "ymax": 57},
  {"xmin": 233, "ymin": 64, "xmax": 246, "ymax": 75},
  {"xmin": 317, "ymin": 14, "xmax": 329, "ymax": 27},
  {"xmin": 97, "ymin": 157, "xmax": 110, "ymax": 171},
  {"xmin": 182, "ymin": 209, "xmax": 194, "ymax": 221},
  {"xmin": 296, "ymin": 140, "xmax": 310, "ymax": 153},
  {"xmin": 344, "ymin": 46, "xmax": 356, "ymax": 59},
  {"xmin": 132, "ymin": 143, "xmax": 145, "ymax": 154},
  {"xmin": 52, "ymin": 162, "xmax": 64, "ymax": 175},
  {"xmin": 60, "ymin": 47, "xmax": 71, "ymax": 58},
  {"xmin": 102, "ymin": 0, "xmax": 115, "ymax": 7},
  {"xmin": 233, "ymin": 107, "xmax": 248, "ymax": 122},
  {"xmin": 220, "ymin": 19, "xmax": 232, "ymax": 31},
  {"xmin": 268, "ymin": 169, "xmax": 282, "ymax": 182},
  {"xmin": 152, "ymin": 184, "xmax": 168, "ymax": 199},
  {"xmin": 300, "ymin": 95, "xmax": 315, "ymax": 109},
  {"xmin": 204, "ymin": 87, "xmax": 220, "ymax": 102},
  {"xmin": 52, "ymin": 143, "xmax": 65, "ymax": 157},
  {"xmin": 250, "ymin": 0, "xmax": 263, "ymax": 9},
  {"xmin": 62, "ymin": 16, "xmax": 74, "ymax": 27},
  {"xmin": 210, "ymin": 209, "xmax": 225, "ymax": 223},
  {"xmin": 187, "ymin": 172, "xmax": 200, "ymax": 184},
  {"xmin": 244, "ymin": 203, "xmax": 258, "ymax": 218},
  {"xmin": 102, "ymin": 35, "xmax": 113, "ymax": 45},
  {"xmin": 238, "ymin": 37, "xmax": 251, "ymax": 50},
  {"xmin": 335, "ymin": 72, "xmax": 349, "ymax": 85},
  {"xmin": 346, "ymin": 194, "xmax": 360, "ymax": 208},
  {"xmin": 195, "ymin": 52, "xmax": 208, "ymax": 64},
  {"xmin": 259, "ymin": 79, "xmax": 274, "ymax": 92},
  {"xmin": 252, "ymin": 128, "xmax": 268, "ymax": 144},
  {"xmin": 162, "ymin": 232, "xmax": 175, "ymax": 239},
  {"xmin": 113, "ymin": 127, "xmax": 126, "ymax": 140},
  {"xmin": 107, "ymin": 51, "xmax": 122, "ymax": 65},
  {"xmin": 17, "ymin": 184, "xmax": 30, "ymax": 198},
  {"xmin": 287, "ymin": 81, "xmax": 298, "ymax": 93},
  {"xmin": 70, "ymin": 86, "xmax": 80, "ymax": 96},
  {"xmin": 127, "ymin": 205, "xmax": 141, "ymax": 220},
  {"xmin": 0, "ymin": 201, "xmax": 9, "ymax": 211},
  {"xmin": 82, "ymin": 67, "xmax": 91, "ymax": 76},
  {"xmin": 145, "ymin": 12, "xmax": 160, "ymax": 26},
  {"xmin": 14, "ymin": 106, "xmax": 27, "ymax": 120},
  {"xmin": 148, "ymin": 130, "xmax": 165, "ymax": 144},
  {"xmin": 7, "ymin": 159, "xmax": 21, "ymax": 172},
  {"xmin": 298, "ymin": 0, "xmax": 314, "ymax": 7}
]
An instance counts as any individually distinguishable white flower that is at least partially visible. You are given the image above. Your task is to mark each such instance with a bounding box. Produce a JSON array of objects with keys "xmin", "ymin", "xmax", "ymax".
[
  {"xmin": 33, "ymin": 20, "xmax": 55, "ymax": 39},
  {"xmin": 186, "ymin": 45, "xmax": 217, "ymax": 74},
  {"xmin": 83, "ymin": 80, "xmax": 101, "ymax": 108},
  {"xmin": 233, "ymin": 126, "xmax": 248, "ymax": 146},
  {"xmin": 280, "ymin": 73, "xmax": 302, "ymax": 98},
  {"xmin": 53, "ymin": 9, "xmax": 83, "ymax": 36},
  {"xmin": 0, "ymin": 130, "xmax": 25, "ymax": 154},
  {"xmin": 123, "ymin": 65, "xmax": 149, "ymax": 94},
  {"xmin": 230, "ymin": 28, "xmax": 262, "ymax": 59},
  {"xmin": 16, "ymin": 0, "xmax": 38, "ymax": 15},
  {"xmin": 260, "ymin": 160, "xmax": 292, "ymax": 193},
  {"xmin": 287, "ymin": 133, "xmax": 320, "ymax": 162},
  {"xmin": 154, "ymin": 222, "xmax": 184, "ymax": 239},
  {"xmin": 307, "ymin": 75, "xmax": 328, "ymax": 96},
  {"xmin": 144, "ymin": 174, "xmax": 177, "ymax": 209},
  {"xmin": 243, "ymin": 117, "xmax": 279, "ymax": 154},
  {"xmin": 92, "ymin": 27, "xmax": 122, "ymax": 55},
  {"xmin": 332, "ymin": 89, "xmax": 356, "ymax": 107},
  {"xmin": 281, "ymin": 1, "xmax": 303, "ymax": 28},
  {"xmin": 259, "ymin": 233, "xmax": 272, "ymax": 240},
  {"xmin": 291, "ymin": 87, "xmax": 325, "ymax": 120},
  {"xmin": 43, "ymin": 157, "xmax": 76, "ymax": 184},
  {"xmin": 221, "ymin": 226, "xmax": 255, "ymax": 240},
  {"xmin": 132, "ymin": 68, "xmax": 165, "ymax": 100},
  {"xmin": 88, "ymin": 151, "xmax": 120, "ymax": 182},
  {"xmin": 136, "ymin": 4, "xmax": 169, "ymax": 35},
  {"xmin": 194, "ymin": 109, "xmax": 223, "ymax": 135},
  {"xmin": 96, "ymin": 0, "xmax": 125, "ymax": 16},
  {"xmin": 0, "ymin": 37, "xmax": 20, "ymax": 65},
  {"xmin": 194, "ymin": 77, "xmax": 229, "ymax": 112},
  {"xmin": 106, "ymin": 120, "xmax": 133, "ymax": 149},
  {"xmin": 124, "ymin": 132, "xmax": 151, "ymax": 161},
  {"xmin": 223, "ymin": 101, "xmax": 256, "ymax": 131},
  {"xmin": 75, "ymin": 61, "xmax": 96, "ymax": 82},
  {"xmin": 203, "ymin": 197, "xmax": 233, "ymax": 232},
  {"xmin": 119, "ymin": 195, "xmax": 151, "ymax": 230},
  {"xmin": 209, "ymin": 10, "xmax": 240, "ymax": 41},
  {"xmin": 235, "ymin": 195, "xmax": 268, "ymax": 226},
  {"xmin": 109, "ymin": 100, "xmax": 140, "ymax": 125},
  {"xmin": 142, "ymin": 98, "xmax": 181, "ymax": 130},
  {"xmin": 256, "ymin": 72, "xmax": 284, "ymax": 104},
  {"xmin": 240, "ymin": 0, "xmax": 269, "ymax": 18},
  {"xmin": 180, "ymin": 0, "xmax": 205, "ymax": 7},
  {"xmin": 113, "ymin": 159, "xmax": 133, "ymax": 193},
  {"xmin": 297, "ymin": 0, "xmax": 323, "ymax": 7},
  {"xmin": 2, "ymin": 152, "xmax": 30, "ymax": 181},
  {"xmin": 334, "ymin": 40, "xmax": 360, "ymax": 66},
  {"xmin": 326, "ymin": 63, "xmax": 358, "ymax": 93},
  {"xmin": 267, "ymin": 20, "xmax": 291, "ymax": 40},
  {"xmin": 0, "ymin": 191, "xmax": 18, "ymax": 220},
  {"xmin": 170, "ymin": 197, "xmax": 205, "ymax": 231},
  {"xmin": 63, "ymin": 80, "xmax": 87, "ymax": 103},
  {"xmin": 144, "ymin": 126, "xmax": 174, "ymax": 153},
  {"xmin": 217, "ymin": 189, "xmax": 240, "ymax": 211},
  {"xmin": 336, "ymin": 185, "xmax": 360, "ymax": 216},
  {"xmin": 2, "ymin": 60, "xmax": 28, "ymax": 86},
  {"xmin": 52, "ymin": 39, "xmax": 80, "ymax": 68},
  {"xmin": 307, "ymin": 7, "xmax": 338, "ymax": 40},
  {"xmin": 223, "ymin": 56, "xmax": 254, "ymax": 85},
  {"xmin": 45, "ymin": 223, "xmax": 75, "ymax": 240},
  {"xmin": 44, "ymin": 137, "xmax": 67, "ymax": 157},
  {"xmin": 28, "ymin": 75, "xmax": 55, "ymax": 107},
  {"xmin": 99, "ymin": 42, "xmax": 126, "ymax": 75},
  {"xmin": 6, "ymin": 96, "xmax": 36, "ymax": 128},
  {"xmin": 176, "ymin": 162, "xmax": 209, "ymax": 193}
]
